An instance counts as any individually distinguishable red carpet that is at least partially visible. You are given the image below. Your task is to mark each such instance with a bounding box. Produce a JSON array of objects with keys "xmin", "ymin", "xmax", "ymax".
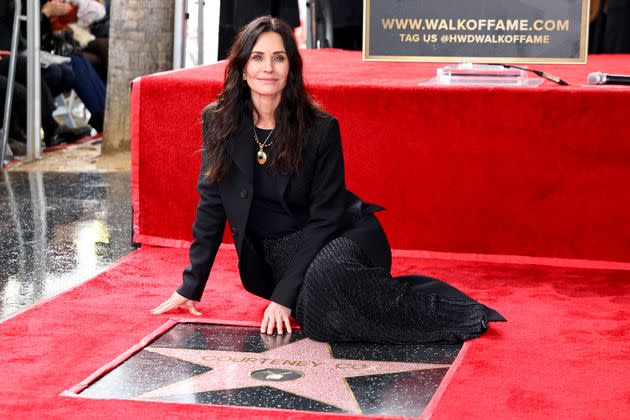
[
  {"xmin": 0, "ymin": 246, "xmax": 628, "ymax": 418},
  {"xmin": 3, "ymin": 50, "xmax": 627, "ymax": 418},
  {"xmin": 131, "ymin": 50, "xmax": 630, "ymax": 261}
]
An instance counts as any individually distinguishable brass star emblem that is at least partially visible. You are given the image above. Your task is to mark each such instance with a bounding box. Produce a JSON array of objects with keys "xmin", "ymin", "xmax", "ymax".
[{"xmin": 136, "ymin": 338, "xmax": 449, "ymax": 413}]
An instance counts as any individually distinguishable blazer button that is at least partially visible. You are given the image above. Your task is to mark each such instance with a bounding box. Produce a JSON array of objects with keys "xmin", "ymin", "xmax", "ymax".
[
  {"xmin": 240, "ymin": 188, "xmax": 248, "ymax": 199},
  {"xmin": 230, "ymin": 227, "xmax": 239, "ymax": 237}
]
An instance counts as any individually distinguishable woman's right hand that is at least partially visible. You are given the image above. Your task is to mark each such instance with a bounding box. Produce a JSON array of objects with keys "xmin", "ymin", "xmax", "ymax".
[{"xmin": 150, "ymin": 291, "xmax": 202, "ymax": 316}]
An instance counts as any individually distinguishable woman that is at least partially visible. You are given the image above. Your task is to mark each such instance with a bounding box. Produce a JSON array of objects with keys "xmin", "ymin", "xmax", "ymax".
[{"xmin": 151, "ymin": 16, "xmax": 504, "ymax": 343}]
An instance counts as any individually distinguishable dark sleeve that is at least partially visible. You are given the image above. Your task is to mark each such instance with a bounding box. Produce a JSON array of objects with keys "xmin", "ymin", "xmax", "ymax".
[
  {"xmin": 270, "ymin": 117, "xmax": 346, "ymax": 309},
  {"xmin": 177, "ymin": 112, "xmax": 227, "ymax": 301}
]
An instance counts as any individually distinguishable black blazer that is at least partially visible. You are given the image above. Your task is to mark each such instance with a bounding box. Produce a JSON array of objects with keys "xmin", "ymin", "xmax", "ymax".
[{"xmin": 177, "ymin": 109, "xmax": 391, "ymax": 311}]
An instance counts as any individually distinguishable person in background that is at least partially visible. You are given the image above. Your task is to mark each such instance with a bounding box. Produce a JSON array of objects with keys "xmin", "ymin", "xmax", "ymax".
[
  {"xmin": 39, "ymin": 0, "xmax": 107, "ymax": 132},
  {"xmin": 151, "ymin": 17, "xmax": 504, "ymax": 343},
  {"xmin": 46, "ymin": 0, "xmax": 105, "ymax": 31},
  {"xmin": 330, "ymin": 0, "xmax": 363, "ymax": 50},
  {"xmin": 0, "ymin": 0, "xmax": 100, "ymax": 148},
  {"xmin": 82, "ymin": 0, "xmax": 109, "ymax": 83},
  {"xmin": 0, "ymin": 74, "xmax": 28, "ymax": 155}
]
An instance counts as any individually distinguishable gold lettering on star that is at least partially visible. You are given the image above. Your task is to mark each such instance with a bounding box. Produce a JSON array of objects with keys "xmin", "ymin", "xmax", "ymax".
[{"xmin": 200, "ymin": 355, "xmax": 376, "ymax": 370}]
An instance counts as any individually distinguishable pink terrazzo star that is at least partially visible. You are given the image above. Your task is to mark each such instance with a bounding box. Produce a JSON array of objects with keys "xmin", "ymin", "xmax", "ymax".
[{"xmin": 136, "ymin": 338, "xmax": 449, "ymax": 413}]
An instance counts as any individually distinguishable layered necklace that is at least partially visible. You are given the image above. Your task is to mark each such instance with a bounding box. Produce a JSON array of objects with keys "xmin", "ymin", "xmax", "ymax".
[{"xmin": 253, "ymin": 127, "xmax": 275, "ymax": 165}]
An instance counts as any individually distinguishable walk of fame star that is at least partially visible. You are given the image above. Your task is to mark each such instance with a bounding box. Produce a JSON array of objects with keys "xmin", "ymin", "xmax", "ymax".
[
  {"xmin": 74, "ymin": 323, "xmax": 461, "ymax": 416},
  {"xmin": 135, "ymin": 338, "xmax": 450, "ymax": 413}
]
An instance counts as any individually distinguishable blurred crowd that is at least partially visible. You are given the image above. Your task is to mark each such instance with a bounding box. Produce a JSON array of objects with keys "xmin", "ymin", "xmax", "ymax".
[{"xmin": 1, "ymin": 0, "xmax": 109, "ymax": 156}]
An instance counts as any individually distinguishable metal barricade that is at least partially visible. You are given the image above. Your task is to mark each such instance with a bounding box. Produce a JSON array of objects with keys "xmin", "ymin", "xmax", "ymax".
[
  {"xmin": 1, "ymin": 0, "xmax": 41, "ymax": 169},
  {"xmin": 26, "ymin": 0, "xmax": 41, "ymax": 161},
  {"xmin": 1, "ymin": 0, "xmax": 22, "ymax": 167},
  {"xmin": 174, "ymin": 0, "xmax": 188, "ymax": 69}
]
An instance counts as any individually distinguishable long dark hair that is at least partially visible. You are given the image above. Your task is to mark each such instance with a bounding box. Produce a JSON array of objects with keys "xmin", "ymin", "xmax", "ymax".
[{"xmin": 203, "ymin": 16, "xmax": 322, "ymax": 182}]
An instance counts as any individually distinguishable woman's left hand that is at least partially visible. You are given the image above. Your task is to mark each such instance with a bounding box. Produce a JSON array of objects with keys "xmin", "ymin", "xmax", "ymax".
[{"xmin": 261, "ymin": 302, "xmax": 292, "ymax": 335}]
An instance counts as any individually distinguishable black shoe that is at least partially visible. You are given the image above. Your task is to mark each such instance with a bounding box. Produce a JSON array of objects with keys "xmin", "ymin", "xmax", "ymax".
[
  {"xmin": 44, "ymin": 133, "xmax": 66, "ymax": 148},
  {"xmin": 9, "ymin": 127, "xmax": 27, "ymax": 144},
  {"xmin": 57, "ymin": 125, "xmax": 93, "ymax": 143},
  {"xmin": 89, "ymin": 112, "xmax": 104, "ymax": 132},
  {"xmin": 8, "ymin": 138, "xmax": 27, "ymax": 156}
]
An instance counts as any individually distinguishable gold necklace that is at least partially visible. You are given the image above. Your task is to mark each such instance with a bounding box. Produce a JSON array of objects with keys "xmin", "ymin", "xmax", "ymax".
[{"xmin": 253, "ymin": 127, "xmax": 275, "ymax": 165}]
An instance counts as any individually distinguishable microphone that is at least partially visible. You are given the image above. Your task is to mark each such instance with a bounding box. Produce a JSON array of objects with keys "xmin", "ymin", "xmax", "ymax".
[{"xmin": 588, "ymin": 72, "xmax": 630, "ymax": 86}]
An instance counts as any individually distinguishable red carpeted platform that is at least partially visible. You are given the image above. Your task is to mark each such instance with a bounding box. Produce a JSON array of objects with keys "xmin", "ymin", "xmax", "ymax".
[
  {"xmin": 132, "ymin": 50, "xmax": 630, "ymax": 262},
  {"xmin": 0, "ymin": 246, "xmax": 628, "ymax": 418}
]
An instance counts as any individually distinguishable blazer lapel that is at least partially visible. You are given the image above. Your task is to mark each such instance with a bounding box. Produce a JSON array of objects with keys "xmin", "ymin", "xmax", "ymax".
[
  {"xmin": 276, "ymin": 170, "xmax": 292, "ymax": 200},
  {"xmin": 225, "ymin": 121, "xmax": 255, "ymax": 187},
  {"xmin": 276, "ymin": 170, "xmax": 293, "ymax": 217}
]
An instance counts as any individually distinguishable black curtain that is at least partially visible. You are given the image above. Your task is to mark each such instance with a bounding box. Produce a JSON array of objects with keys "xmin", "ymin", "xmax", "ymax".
[
  {"xmin": 218, "ymin": 0, "xmax": 300, "ymax": 60},
  {"xmin": 589, "ymin": 0, "xmax": 630, "ymax": 53}
]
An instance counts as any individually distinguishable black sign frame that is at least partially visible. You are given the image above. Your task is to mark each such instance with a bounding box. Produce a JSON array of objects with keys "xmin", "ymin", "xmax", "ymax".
[{"xmin": 363, "ymin": 0, "xmax": 590, "ymax": 63}]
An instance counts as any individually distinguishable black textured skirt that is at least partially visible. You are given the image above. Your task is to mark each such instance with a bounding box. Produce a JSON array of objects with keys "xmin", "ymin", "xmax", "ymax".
[{"xmin": 260, "ymin": 230, "xmax": 505, "ymax": 344}]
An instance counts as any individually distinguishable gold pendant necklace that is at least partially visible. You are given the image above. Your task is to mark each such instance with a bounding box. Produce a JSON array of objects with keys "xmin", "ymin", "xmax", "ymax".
[
  {"xmin": 257, "ymin": 146, "xmax": 268, "ymax": 165},
  {"xmin": 253, "ymin": 127, "xmax": 275, "ymax": 165}
]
